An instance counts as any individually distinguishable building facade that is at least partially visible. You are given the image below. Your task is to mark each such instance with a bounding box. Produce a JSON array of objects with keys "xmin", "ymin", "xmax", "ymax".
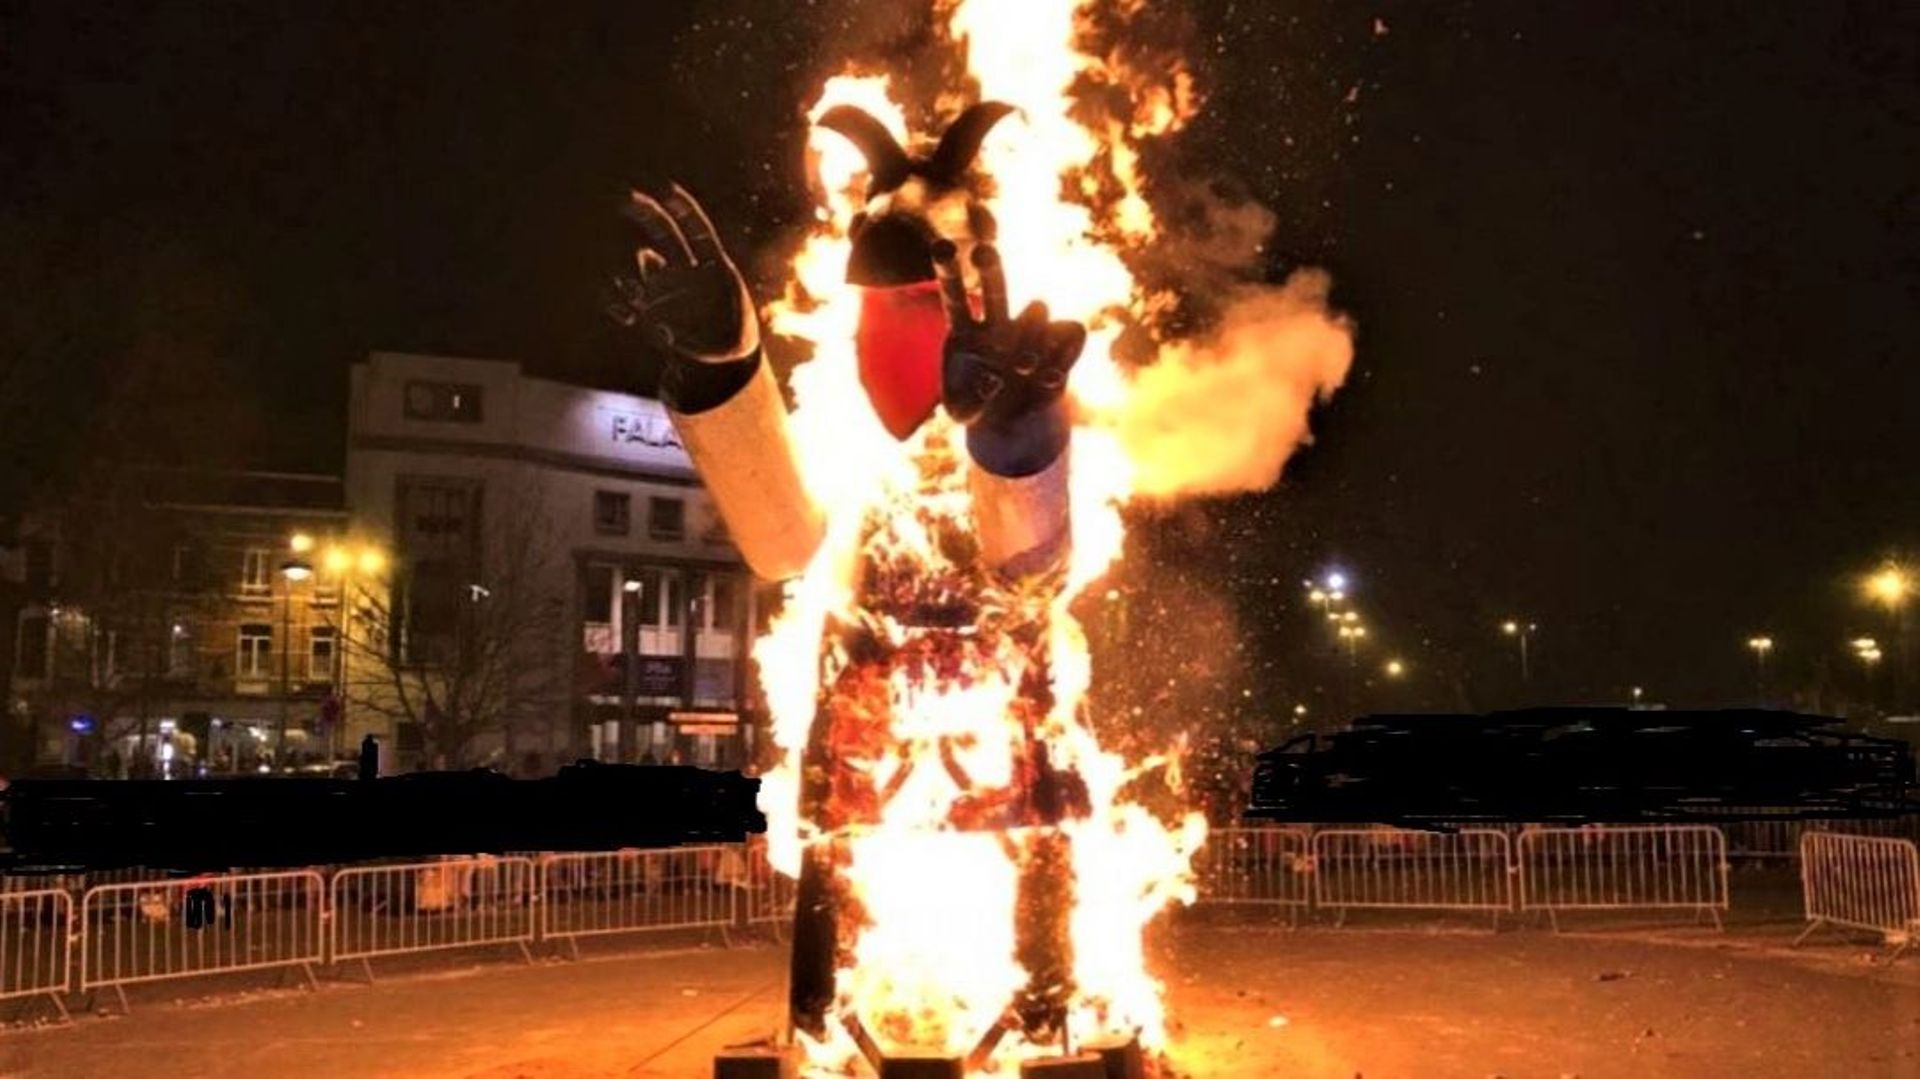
[
  {"xmin": 6, "ymin": 470, "xmax": 351, "ymax": 775},
  {"xmin": 345, "ymin": 352, "xmax": 760, "ymax": 771}
]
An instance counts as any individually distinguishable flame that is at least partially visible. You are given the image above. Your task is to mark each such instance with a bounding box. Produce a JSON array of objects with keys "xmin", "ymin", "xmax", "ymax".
[{"xmin": 750, "ymin": 2, "xmax": 1349, "ymax": 1074}]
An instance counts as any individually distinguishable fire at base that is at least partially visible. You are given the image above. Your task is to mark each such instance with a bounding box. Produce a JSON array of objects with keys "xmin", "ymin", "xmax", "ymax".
[{"xmin": 615, "ymin": 2, "xmax": 1355, "ymax": 1074}]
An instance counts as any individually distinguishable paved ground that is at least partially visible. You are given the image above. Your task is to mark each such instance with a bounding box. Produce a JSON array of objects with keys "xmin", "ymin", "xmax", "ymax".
[{"xmin": 1, "ymin": 909, "xmax": 1917, "ymax": 1079}]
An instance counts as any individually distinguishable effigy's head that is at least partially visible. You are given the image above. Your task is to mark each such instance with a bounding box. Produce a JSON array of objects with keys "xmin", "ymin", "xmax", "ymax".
[{"xmin": 818, "ymin": 102, "xmax": 1014, "ymax": 440}]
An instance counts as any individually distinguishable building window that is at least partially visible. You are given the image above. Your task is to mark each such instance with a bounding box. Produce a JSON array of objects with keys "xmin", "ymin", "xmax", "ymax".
[
  {"xmin": 649, "ymin": 497, "xmax": 685, "ymax": 541},
  {"xmin": 403, "ymin": 380, "xmax": 484, "ymax": 423},
  {"xmin": 397, "ymin": 479, "xmax": 480, "ymax": 560},
  {"xmin": 593, "ymin": 491, "xmax": 631, "ymax": 536},
  {"xmin": 237, "ymin": 623, "xmax": 273, "ymax": 679},
  {"xmin": 707, "ymin": 575, "xmax": 737, "ymax": 630},
  {"xmin": 583, "ymin": 564, "xmax": 616, "ymax": 625},
  {"xmin": 309, "ymin": 626, "xmax": 337, "ymax": 682},
  {"xmin": 241, "ymin": 548, "xmax": 271, "ymax": 594},
  {"xmin": 167, "ymin": 622, "xmax": 195, "ymax": 679}
]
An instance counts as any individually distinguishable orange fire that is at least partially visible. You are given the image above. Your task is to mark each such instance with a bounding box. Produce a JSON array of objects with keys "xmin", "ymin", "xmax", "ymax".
[{"xmin": 754, "ymin": 2, "xmax": 1352, "ymax": 1074}]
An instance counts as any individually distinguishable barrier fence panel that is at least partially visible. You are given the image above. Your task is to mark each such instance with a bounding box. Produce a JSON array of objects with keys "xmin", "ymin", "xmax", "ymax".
[
  {"xmin": 1193, "ymin": 827, "xmax": 1313, "ymax": 912},
  {"xmin": 743, "ymin": 843, "xmax": 796, "ymax": 929},
  {"xmin": 1517, "ymin": 825, "xmax": 1729, "ymax": 929},
  {"xmin": 0, "ymin": 888, "xmax": 73, "ymax": 1020},
  {"xmin": 1699, "ymin": 810, "xmax": 1807, "ymax": 863},
  {"xmin": 1310, "ymin": 828, "xmax": 1513, "ymax": 924},
  {"xmin": 78, "ymin": 871, "xmax": 324, "ymax": 1012},
  {"xmin": 329, "ymin": 856, "xmax": 535, "ymax": 973},
  {"xmin": 1796, "ymin": 832, "xmax": 1920, "ymax": 958},
  {"xmin": 540, "ymin": 847, "xmax": 742, "ymax": 954}
]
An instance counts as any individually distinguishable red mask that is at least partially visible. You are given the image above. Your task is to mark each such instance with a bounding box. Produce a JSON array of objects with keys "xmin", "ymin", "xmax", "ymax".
[{"xmin": 856, "ymin": 282, "xmax": 950, "ymax": 440}]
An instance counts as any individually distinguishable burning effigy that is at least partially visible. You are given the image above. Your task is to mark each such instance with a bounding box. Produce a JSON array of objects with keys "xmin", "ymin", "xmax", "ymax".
[{"xmin": 608, "ymin": 2, "xmax": 1353, "ymax": 1074}]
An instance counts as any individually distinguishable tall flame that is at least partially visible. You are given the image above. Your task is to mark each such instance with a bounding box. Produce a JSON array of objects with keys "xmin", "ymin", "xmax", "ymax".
[{"xmin": 753, "ymin": 2, "xmax": 1351, "ymax": 1073}]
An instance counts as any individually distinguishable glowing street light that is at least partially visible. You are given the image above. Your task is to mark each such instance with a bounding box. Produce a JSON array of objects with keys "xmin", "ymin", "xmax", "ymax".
[
  {"xmin": 1501, "ymin": 619, "xmax": 1537, "ymax": 681},
  {"xmin": 313, "ymin": 542, "xmax": 390, "ymax": 759},
  {"xmin": 1384, "ymin": 659, "xmax": 1405, "ymax": 678},
  {"xmin": 1865, "ymin": 566, "xmax": 1912, "ymax": 610},
  {"xmin": 1862, "ymin": 563, "xmax": 1913, "ymax": 714},
  {"xmin": 1746, "ymin": 635, "xmax": 1774, "ymax": 706},
  {"xmin": 289, "ymin": 532, "xmax": 314, "ymax": 554}
]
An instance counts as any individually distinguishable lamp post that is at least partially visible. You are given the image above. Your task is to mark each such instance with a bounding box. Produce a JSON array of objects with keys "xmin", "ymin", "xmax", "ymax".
[
  {"xmin": 1501, "ymin": 619, "xmax": 1536, "ymax": 682},
  {"xmin": 622, "ymin": 576, "xmax": 643, "ymax": 763},
  {"xmin": 1336, "ymin": 621, "xmax": 1366, "ymax": 719},
  {"xmin": 320, "ymin": 543, "xmax": 387, "ymax": 761},
  {"xmin": 278, "ymin": 554, "xmax": 313, "ymax": 769},
  {"xmin": 1746, "ymin": 635, "xmax": 1774, "ymax": 706},
  {"xmin": 1863, "ymin": 565, "xmax": 1911, "ymax": 713},
  {"xmin": 1851, "ymin": 636, "xmax": 1883, "ymax": 718}
]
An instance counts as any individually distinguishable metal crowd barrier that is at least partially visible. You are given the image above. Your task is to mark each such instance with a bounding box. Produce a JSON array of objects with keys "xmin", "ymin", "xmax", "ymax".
[
  {"xmin": 1517, "ymin": 825, "xmax": 1729, "ymax": 929},
  {"xmin": 77, "ymin": 870, "xmax": 324, "ymax": 1013},
  {"xmin": 1191, "ymin": 827, "xmax": 1313, "ymax": 916},
  {"xmin": 1796, "ymin": 832, "xmax": 1920, "ymax": 958},
  {"xmin": 743, "ymin": 841, "xmax": 796, "ymax": 930},
  {"xmin": 539, "ymin": 847, "xmax": 742, "ymax": 957},
  {"xmin": 329, "ymin": 856, "xmax": 535, "ymax": 978},
  {"xmin": 1310, "ymin": 827, "xmax": 1513, "ymax": 926},
  {"xmin": 0, "ymin": 888, "xmax": 73, "ymax": 1021}
]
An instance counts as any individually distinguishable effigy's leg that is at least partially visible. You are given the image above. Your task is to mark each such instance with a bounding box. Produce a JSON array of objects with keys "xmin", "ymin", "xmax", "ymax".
[
  {"xmin": 788, "ymin": 844, "xmax": 839, "ymax": 1041},
  {"xmin": 1014, "ymin": 827, "xmax": 1075, "ymax": 1042},
  {"xmin": 788, "ymin": 684, "xmax": 847, "ymax": 1041}
]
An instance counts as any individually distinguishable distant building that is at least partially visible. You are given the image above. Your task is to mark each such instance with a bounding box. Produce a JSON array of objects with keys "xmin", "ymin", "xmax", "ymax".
[
  {"xmin": 7, "ymin": 469, "xmax": 350, "ymax": 775},
  {"xmin": 345, "ymin": 351, "xmax": 759, "ymax": 771}
]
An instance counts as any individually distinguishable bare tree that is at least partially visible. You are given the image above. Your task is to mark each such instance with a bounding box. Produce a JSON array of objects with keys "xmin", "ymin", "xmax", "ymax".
[
  {"xmin": 20, "ymin": 471, "xmax": 223, "ymax": 774},
  {"xmin": 341, "ymin": 492, "xmax": 569, "ymax": 769}
]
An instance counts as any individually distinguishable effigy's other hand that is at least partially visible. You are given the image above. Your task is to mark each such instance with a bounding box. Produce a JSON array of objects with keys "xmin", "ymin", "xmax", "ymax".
[
  {"xmin": 607, "ymin": 183, "xmax": 759, "ymax": 364},
  {"xmin": 935, "ymin": 240, "xmax": 1086, "ymax": 428}
]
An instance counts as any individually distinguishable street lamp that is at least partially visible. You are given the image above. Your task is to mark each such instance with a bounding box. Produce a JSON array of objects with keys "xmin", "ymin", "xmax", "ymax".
[
  {"xmin": 1746, "ymin": 635, "xmax": 1774, "ymax": 706},
  {"xmin": 1851, "ymin": 636, "xmax": 1884, "ymax": 717},
  {"xmin": 1337, "ymin": 622, "xmax": 1367, "ymax": 660},
  {"xmin": 1384, "ymin": 659, "xmax": 1405, "ymax": 678},
  {"xmin": 1501, "ymin": 619, "xmax": 1537, "ymax": 681},
  {"xmin": 277, "ymin": 556, "xmax": 313, "ymax": 768},
  {"xmin": 1863, "ymin": 563, "xmax": 1912, "ymax": 713},
  {"xmin": 1865, "ymin": 566, "xmax": 1912, "ymax": 610},
  {"xmin": 316, "ymin": 542, "xmax": 389, "ymax": 760},
  {"xmin": 621, "ymin": 576, "xmax": 645, "ymax": 762}
]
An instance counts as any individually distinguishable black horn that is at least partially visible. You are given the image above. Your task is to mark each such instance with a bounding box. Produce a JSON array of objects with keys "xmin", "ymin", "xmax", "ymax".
[
  {"xmin": 925, "ymin": 101, "xmax": 1017, "ymax": 185},
  {"xmin": 817, "ymin": 105, "xmax": 913, "ymax": 195}
]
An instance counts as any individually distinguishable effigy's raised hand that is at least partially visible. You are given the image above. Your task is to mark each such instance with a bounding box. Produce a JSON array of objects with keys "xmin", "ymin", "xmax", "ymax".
[
  {"xmin": 934, "ymin": 240, "xmax": 1086, "ymax": 430},
  {"xmin": 607, "ymin": 183, "xmax": 760, "ymax": 364}
]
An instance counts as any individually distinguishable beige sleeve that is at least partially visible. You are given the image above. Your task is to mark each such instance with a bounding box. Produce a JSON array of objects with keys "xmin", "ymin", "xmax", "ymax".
[{"xmin": 668, "ymin": 362, "xmax": 825, "ymax": 581}]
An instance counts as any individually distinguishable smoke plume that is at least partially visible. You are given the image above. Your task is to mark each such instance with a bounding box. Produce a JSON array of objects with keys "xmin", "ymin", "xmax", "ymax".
[{"xmin": 1105, "ymin": 269, "xmax": 1352, "ymax": 500}]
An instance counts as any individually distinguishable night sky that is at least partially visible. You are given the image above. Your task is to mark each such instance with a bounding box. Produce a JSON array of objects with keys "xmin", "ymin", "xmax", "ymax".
[{"xmin": 4, "ymin": 1, "xmax": 1916, "ymax": 713}]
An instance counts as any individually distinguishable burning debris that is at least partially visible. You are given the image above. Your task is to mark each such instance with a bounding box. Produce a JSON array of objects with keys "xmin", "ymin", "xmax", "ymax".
[{"xmin": 611, "ymin": 1, "xmax": 1352, "ymax": 1074}]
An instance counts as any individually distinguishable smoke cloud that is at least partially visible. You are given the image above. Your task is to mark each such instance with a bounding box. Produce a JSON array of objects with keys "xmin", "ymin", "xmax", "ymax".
[{"xmin": 1109, "ymin": 268, "xmax": 1353, "ymax": 500}]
